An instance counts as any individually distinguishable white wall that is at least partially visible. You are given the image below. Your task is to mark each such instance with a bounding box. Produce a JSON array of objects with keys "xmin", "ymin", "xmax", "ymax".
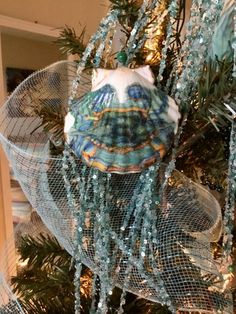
[
  {"xmin": 0, "ymin": 0, "xmax": 110, "ymax": 80},
  {"xmin": 0, "ymin": 0, "xmax": 110, "ymax": 98},
  {"xmin": 0, "ymin": 0, "xmax": 109, "ymax": 38},
  {"xmin": 2, "ymin": 33, "xmax": 62, "ymax": 71}
]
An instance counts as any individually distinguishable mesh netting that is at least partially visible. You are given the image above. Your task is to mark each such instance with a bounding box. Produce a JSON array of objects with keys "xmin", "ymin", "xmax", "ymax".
[
  {"xmin": 0, "ymin": 275, "xmax": 24, "ymax": 314},
  {"xmin": 0, "ymin": 207, "xmax": 52, "ymax": 313},
  {"xmin": 0, "ymin": 61, "xmax": 231, "ymax": 313}
]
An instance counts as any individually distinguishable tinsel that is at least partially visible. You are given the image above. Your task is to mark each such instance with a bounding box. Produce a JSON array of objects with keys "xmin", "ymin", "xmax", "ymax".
[
  {"xmin": 224, "ymin": 120, "xmax": 236, "ymax": 264},
  {"xmin": 104, "ymin": 30, "xmax": 116, "ymax": 68},
  {"xmin": 233, "ymin": 4, "xmax": 236, "ymax": 78},
  {"xmin": 63, "ymin": 14, "xmax": 121, "ymax": 309},
  {"xmin": 163, "ymin": 0, "xmax": 224, "ymax": 191},
  {"xmin": 68, "ymin": 9, "xmax": 119, "ymax": 108},
  {"xmin": 223, "ymin": 8, "xmax": 236, "ymax": 280},
  {"xmin": 93, "ymin": 23, "xmax": 117, "ymax": 67},
  {"xmin": 125, "ymin": 0, "xmax": 159, "ymax": 64},
  {"xmin": 170, "ymin": 0, "xmax": 224, "ymax": 106},
  {"xmin": 157, "ymin": 0, "xmax": 180, "ymax": 85},
  {"xmin": 62, "ymin": 147, "xmax": 81, "ymax": 313}
]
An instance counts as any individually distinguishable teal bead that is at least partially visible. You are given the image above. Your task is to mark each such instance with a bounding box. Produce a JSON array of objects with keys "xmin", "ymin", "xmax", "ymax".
[
  {"xmin": 117, "ymin": 51, "xmax": 127, "ymax": 65},
  {"xmin": 228, "ymin": 264, "xmax": 235, "ymax": 273}
]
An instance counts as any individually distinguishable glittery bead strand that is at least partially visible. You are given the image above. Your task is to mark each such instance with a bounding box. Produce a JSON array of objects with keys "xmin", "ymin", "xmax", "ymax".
[
  {"xmin": 126, "ymin": 0, "xmax": 149, "ymax": 60},
  {"xmin": 93, "ymin": 18, "xmax": 118, "ymax": 68},
  {"xmin": 65, "ymin": 152, "xmax": 97, "ymax": 314},
  {"xmin": 117, "ymin": 171, "xmax": 153, "ymax": 313},
  {"xmin": 233, "ymin": 4, "xmax": 236, "ymax": 78},
  {"xmin": 140, "ymin": 165, "xmax": 176, "ymax": 313},
  {"xmin": 74, "ymin": 173, "xmax": 87, "ymax": 314},
  {"xmin": 171, "ymin": 0, "xmax": 224, "ymax": 107},
  {"xmin": 109, "ymin": 228, "xmax": 174, "ymax": 311},
  {"xmin": 108, "ymin": 174, "xmax": 142, "ymax": 297},
  {"xmin": 77, "ymin": 9, "xmax": 119, "ymax": 70},
  {"xmin": 74, "ymin": 261, "xmax": 82, "ymax": 314},
  {"xmin": 116, "ymin": 164, "xmax": 175, "ymax": 313},
  {"xmin": 159, "ymin": 110, "xmax": 190, "ymax": 199},
  {"xmin": 117, "ymin": 169, "xmax": 154, "ymax": 313},
  {"xmin": 68, "ymin": 9, "xmax": 119, "ymax": 109},
  {"xmin": 104, "ymin": 28, "xmax": 116, "ymax": 68},
  {"xmin": 89, "ymin": 274, "xmax": 98, "ymax": 314},
  {"xmin": 91, "ymin": 168, "xmax": 100, "ymax": 276},
  {"xmin": 61, "ymin": 147, "xmax": 82, "ymax": 313},
  {"xmin": 138, "ymin": 166, "xmax": 157, "ymax": 260},
  {"xmin": 223, "ymin": 120, "xmax": 236, "ymax": 271},
  {"xmin": 157, "ymin": 0, "xmax": 180, "ymax": 85},
  {"xmin": 86, "ymin": 169, "xmax": 104, "ymax": 314},
  {"xmin": 117, "ymin": 176, "xmax": 151, "ymax": 312},
  {"xmin": 95, "ymin": 174, "xmax": 114, "ymax": 314},
  {"xmin": 126, "ymin": 0, "xmax": 159, "ymax": 65},
  {"xmin": 88, "ymin": 170, "xmax": 116, "ymax": 313}
]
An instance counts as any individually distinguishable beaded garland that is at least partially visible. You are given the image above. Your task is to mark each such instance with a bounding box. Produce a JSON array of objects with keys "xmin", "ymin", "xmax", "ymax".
[{"xmin": 223, "ymin": 121, "xmax": 236, "ymax": 275}]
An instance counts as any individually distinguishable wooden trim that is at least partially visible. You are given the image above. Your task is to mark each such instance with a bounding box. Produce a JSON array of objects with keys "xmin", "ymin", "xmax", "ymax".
[
  {"xmin": 0, "ymin": 147, "xmax": 15, "ymax": 277},
  {"xmin": 0, "ymin": 15, "xmax": 61, "ymax": 281},
  {"xmin": 0, "ymin": 31, "xmax": 15, "ymax": 278},
  {"xmin": 0, "ymin": 14, "xmax": 60, "ymax": 41}
]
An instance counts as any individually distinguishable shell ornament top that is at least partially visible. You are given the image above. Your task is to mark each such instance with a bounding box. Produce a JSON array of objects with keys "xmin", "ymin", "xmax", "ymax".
[{"xmin": 64, "ymin": 66, "xmax": 181, "ymax": 174}]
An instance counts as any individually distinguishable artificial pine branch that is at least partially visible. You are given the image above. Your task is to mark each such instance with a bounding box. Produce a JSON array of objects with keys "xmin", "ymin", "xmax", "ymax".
[
  {"xmin": 16, "ymin": 234, "xmax": 70, "ymax": 269},
  {"xmin": 32, "ymin": 101, "xmax": 65, "ymax": 153},
  {"xmin": 11, "ymin": 235, "xmax": 177, "ymax": 313},
  {"xmin": 176, "ymin": 57, "xmax": 235, "ymax": 190},
  {"xmin": 109, "ymin": 0, "xmax": 141, "ymax": 35},
  {"xmin": 11, "ymin": 234, "xmax": 92, "ymax": 313},
  {"xmin": 177, "ymin": 122, "xmax": 212, "ymax": 156},
  {"xmin": 195, "ymin": 57, "xmax": 235, "ymax": 128},
  {"xmin": 55, "ymin": 25, "xmax": 86, "ymax": 57}
]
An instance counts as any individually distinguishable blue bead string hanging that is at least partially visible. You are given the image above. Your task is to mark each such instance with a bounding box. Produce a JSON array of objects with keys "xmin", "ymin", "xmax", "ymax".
[
  {"xmin": 125, "ymin": 0, "xmax": 159, "ymax": 65},
  {"xmin": 223, "ymin": 120, "xmax": 236, "ymax": 275},
  {"xmin": 161, "ymin": 0, "xmax": 225, "ymax": 192},
  {"xmin": 62, "ymin": 0, "xmax": 231, "ymax": 313},
  {"xmin": 0, "ymin": 0, "xmax": 233, "ymax": 313},
  {"xmin": 68, "ymin": 8, "xmax": 120, "ymax": 108},
  {"xmin": 156, "ymin": 0, "xmax": 180, "ymax": 86},
  {"xmin": 63, "ymin": 149, "xmax": 192, "ymax": 313},
  {"xmin": 171, "ymin": 0, "xmax": 224, "ymax": 104},
  {"xmin": 64, "ymin": 10, "xmax": 120, "ymax": 312}
]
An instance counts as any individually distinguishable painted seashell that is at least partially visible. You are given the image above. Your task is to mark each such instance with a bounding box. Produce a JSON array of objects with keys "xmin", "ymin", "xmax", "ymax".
[{"xmin": 64, "ymin": 66, "xmax": 180, "ymax": 173}]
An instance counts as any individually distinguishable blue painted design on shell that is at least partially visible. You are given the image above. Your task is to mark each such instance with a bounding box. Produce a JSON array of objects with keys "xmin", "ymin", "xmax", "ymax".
[
  {"xmin": 92, "ymin": 85, "xmax": 115, "ymax": 112},
  {"xmin": 127, "ymin": 84, "xmax": 151, "ymax": 109},
  {"xmin": 65, "ymin": 68, "xmax": 180, "ymax": 173}
]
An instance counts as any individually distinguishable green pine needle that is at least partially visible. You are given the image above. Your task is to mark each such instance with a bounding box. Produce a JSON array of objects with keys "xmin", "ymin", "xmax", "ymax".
[
  {"xmin": 11, "ymin": 234, "xmax": 75, "ymax": 313},
  {"xmin": 55, "ymin": 25, "xmax": 87, "ymax": 57}
]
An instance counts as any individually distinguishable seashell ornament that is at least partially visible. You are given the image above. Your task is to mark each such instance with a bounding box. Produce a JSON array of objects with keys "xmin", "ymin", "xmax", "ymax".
[{"xmin": 64, "ymin": 66, "xmax": 181, "ymax": 173}]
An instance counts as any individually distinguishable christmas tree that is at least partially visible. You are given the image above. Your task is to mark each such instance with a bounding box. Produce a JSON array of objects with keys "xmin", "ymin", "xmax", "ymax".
[{"xmin": 1, "ymin": 0, "xmax": 235, "ymax": 313}]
